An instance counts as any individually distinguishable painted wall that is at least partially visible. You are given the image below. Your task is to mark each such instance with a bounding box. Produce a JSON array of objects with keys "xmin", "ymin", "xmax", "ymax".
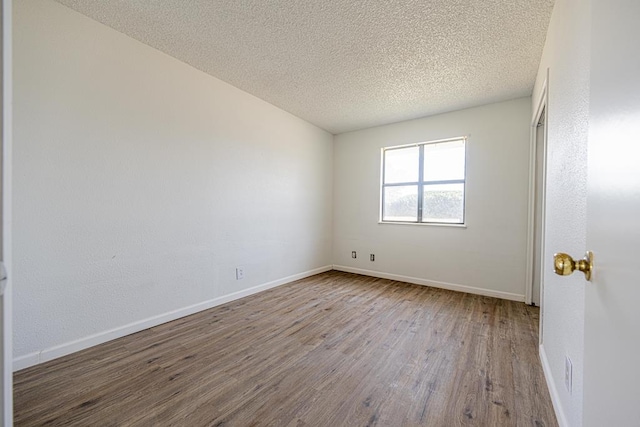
[
  {"xmin": 532, "ymin": 0, "xmax": 590, "ymax": 425},
  {"xmin": 13, "ymin": 0, "xmax": 333, "ymax": 368},
  {"xmin": 333, "ymin": 98, "xmax": 531, "ymax": 300}
]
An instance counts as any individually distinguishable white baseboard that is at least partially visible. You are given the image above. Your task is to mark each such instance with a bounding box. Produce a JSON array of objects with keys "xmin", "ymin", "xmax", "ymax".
[
  {"xmin": 13, "ymin": 265, "xmax": 333, "ymax": 371},
  {"xmin": 539, "ymin": 344, "xmax": 569, "ymax": 427},
  {"xmin": 13, "ymin": 352, "xmax": 38, "ymax": 373},
  {"xmin": 332, "ymin": 265, "xmax": 525, "ymax": 302}
]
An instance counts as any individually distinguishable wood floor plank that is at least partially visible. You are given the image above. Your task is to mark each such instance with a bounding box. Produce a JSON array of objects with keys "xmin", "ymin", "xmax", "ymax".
[{"xmin": 14, "ymin": 271, "xmax": 557, "ymax": 426}]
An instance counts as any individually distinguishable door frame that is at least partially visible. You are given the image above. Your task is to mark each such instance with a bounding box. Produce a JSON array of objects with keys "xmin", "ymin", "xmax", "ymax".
[
  {"xmin": 1, "ymin": 0, "xmax": 13, "ymax": 424},
  {"xmin": 525, "ymin": 72, "xmax": 549, "ymax": 317}
]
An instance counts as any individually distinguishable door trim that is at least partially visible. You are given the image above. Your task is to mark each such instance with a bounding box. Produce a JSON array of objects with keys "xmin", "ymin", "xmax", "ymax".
[
  {"xmin": 525, "ymin": 71, "xmax": 549, "ymax": 313},
  {"xmin": 2, "ymin": 0, "xmax": 13, "ymax": 424}
]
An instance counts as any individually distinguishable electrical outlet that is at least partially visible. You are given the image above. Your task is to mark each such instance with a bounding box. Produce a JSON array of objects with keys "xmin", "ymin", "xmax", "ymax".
[
  {"xmin": 351, "ymin": 251, "xmax": 357, "ymax": 259},
  {"xmin": 565, "ymin": 356, "xmax": 573, "ymax": 394},
  {"xmin": 370, "ymin": 254, "xmax": 375, "ymax": 262},
  {"xmin": 235, "ymin": 268, "xmax": 244, "ymax": 280}
]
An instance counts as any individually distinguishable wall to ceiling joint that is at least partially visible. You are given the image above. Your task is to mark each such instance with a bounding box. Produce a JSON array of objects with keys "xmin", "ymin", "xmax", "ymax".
[{"xmin": 54, "ymin": 0, "xmax": 554, "ymax": 134}]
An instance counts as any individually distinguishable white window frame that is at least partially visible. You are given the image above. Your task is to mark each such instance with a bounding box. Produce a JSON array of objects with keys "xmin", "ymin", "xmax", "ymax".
[{"xmin": 380, "ymin": 136, "xmax": 467, "ymax": 225}]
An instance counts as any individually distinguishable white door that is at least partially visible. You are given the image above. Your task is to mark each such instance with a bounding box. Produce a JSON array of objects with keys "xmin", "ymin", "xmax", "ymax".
[
  {"xmin": 0, "ymin": 0, "xmax": 11, "ymax": 425},
  {"xmin": 582, "ymin": 0, "xmax": 640, "ymax": 425}
]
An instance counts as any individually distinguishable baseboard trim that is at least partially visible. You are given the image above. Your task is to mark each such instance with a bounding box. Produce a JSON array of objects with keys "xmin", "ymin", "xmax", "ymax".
[
  {"xmin": 539, "ymin": 344, "xmax": 569, "ymax": 427},
  {"xmin": 13, "ymin": 352, "xmax": 38, "ymax": 372},
  {"xmin": 13, "ymin": 265, "xmax": 333, "ymax": 371},
  {"xmin": 332, "ymin": 265, "xmax": 525, "ymax": 302}
]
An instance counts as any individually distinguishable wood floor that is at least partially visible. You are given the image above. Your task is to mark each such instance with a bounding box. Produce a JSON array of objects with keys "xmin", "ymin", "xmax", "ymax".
[{"xmin": 14, "ymin": 271, "xmax": 557, "ymax": 426}]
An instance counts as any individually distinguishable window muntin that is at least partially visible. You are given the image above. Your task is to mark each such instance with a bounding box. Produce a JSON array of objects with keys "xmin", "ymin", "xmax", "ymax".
[{"xmin": 381, "ymin": 137, "xmax": 466, "ymax": 224}]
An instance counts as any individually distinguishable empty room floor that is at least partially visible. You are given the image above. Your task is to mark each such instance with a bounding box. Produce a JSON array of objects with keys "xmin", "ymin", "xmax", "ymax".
[{"xmin": 14, "ymin": 271, "xmax": 557, "ymax": 426}]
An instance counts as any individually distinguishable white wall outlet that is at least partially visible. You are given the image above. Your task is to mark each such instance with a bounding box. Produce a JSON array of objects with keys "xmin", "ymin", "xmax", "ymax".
[
  {"xmin": 235, "ymin": 268, "xmax": 244, "ymax": 280},
  {"xmin": 351, "ymin": 251, "xmax": 357, "ymax": 259},
  {"xmin": 565, "ymin": 356, "xmax": 573, "ymax": 394},
  {"xmin": 370, "ymin": 254, "xmax": 375, "ymax": 262}
]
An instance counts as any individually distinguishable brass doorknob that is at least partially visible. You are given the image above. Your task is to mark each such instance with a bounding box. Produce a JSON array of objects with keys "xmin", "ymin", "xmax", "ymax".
[{"xmin": 553, "ymin": 251, "xmax": 594, "ymax": 281}]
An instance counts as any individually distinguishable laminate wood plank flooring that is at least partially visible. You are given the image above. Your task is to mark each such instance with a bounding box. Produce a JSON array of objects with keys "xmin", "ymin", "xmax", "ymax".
[{"xmin": 14, "ymin": 271, "xmax": 557, "ymax": 426}]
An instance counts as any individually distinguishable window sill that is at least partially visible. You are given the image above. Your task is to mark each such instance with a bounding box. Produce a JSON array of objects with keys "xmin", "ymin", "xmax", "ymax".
[{"xmin": 378, "ymin": 221, "xmax": 467, "ymax": 228}]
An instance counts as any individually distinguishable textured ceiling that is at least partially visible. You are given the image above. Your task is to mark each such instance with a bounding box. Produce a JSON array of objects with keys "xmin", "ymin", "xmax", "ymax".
[{"xmin": 55, "ymin": 0, "xmax": 554, "ymax": 134}]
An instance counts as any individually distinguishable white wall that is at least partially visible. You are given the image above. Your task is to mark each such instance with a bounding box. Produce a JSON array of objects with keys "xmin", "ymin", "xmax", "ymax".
[
  {"xmin": 532, "ymin": 0, "xmax": 590, "ymax": 425},
  {"xmin": 13, "ymin": 0, "xmax": 333, "ymax": 368},
  {"xmin": 333, "ymin": 98, "xmax": 531, "ymax": 300}
]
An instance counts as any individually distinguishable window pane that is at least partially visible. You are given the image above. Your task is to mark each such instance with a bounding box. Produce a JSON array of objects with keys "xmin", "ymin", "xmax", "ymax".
[
  {"xmin": 384, "ymin": 146, "xmax": 419, "ymax": 184},
  {"xmin": 423, "ymin": 140, "xmax": 465, "ymax": 181},
  {"xmin": 422, "ymin": 183, "xmax": 464, "ymax": 223},
  {"xmin": 383, "ymin": 185, "xmax": 418, "ymax": 221}
]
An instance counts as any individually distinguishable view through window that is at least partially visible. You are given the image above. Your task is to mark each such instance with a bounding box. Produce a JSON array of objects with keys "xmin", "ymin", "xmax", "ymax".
[{"xmin": 381, "ymin": 137, "xmax": 466, "ymax": 224}]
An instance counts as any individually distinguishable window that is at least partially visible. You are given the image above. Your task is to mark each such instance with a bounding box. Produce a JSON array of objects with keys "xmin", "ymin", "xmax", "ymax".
[{"xmin": 381, "ymin": 137, "xmax": 466, "ymax": 224}]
